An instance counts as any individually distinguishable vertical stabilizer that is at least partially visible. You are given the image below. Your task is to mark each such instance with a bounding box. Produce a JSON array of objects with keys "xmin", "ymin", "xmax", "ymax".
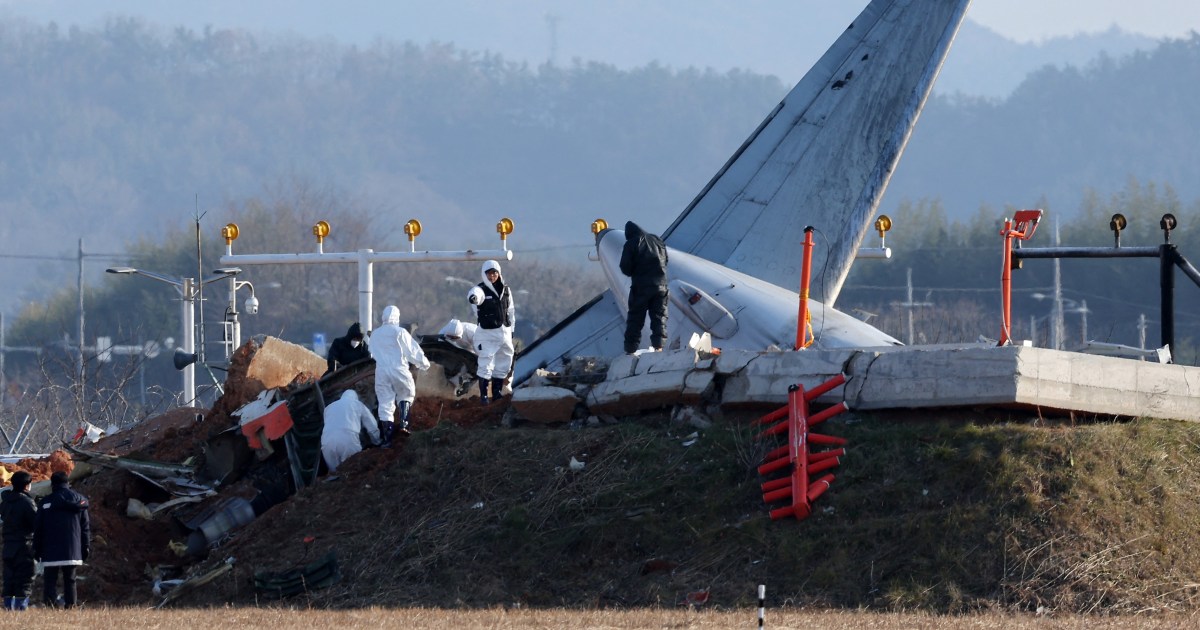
[{"xmin": 662, "ymin": 0, "xmax": 970, "ymax": 305}]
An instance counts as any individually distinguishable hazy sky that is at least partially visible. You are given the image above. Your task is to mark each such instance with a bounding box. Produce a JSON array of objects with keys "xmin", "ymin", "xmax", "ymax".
[
  {"xmin": 969, "ymin": 0, "xmax": 1200, "ymax": 42},
  {"xmin": 2, "ymin": 1, "xmax": 1198, "ymax": 85}
]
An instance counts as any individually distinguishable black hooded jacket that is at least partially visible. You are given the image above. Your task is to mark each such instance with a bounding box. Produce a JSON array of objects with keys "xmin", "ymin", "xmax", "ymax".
[
  {"xmin": 0, "ymin": 487, "xmax": 37, "ymax": 554},
  {"xmin": 619, "ymin": 221, "xmax": 669, "ymax": 288},
  {"xmin": 33, "ymin": 483, "xmax": 90, "ymax": 566},
  {"xmin": 326, "ymin": 322, "xmax": 371, "ymax": 373}
]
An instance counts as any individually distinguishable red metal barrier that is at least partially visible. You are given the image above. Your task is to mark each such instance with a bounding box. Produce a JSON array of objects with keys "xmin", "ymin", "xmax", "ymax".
[
  {"xmin": 756, "ymin": 375, "xmax": 849, "ymax": 521},
  {"xmin": 795, "ymin": 227, "xmax": 816, "ymax": 350},
  {"xmin": 998, "ymin": 209, "xmax": 1043, "ymax": 346}
]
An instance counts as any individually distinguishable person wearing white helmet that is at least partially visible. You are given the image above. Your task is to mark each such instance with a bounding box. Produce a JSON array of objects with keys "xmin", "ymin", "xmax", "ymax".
[
  {"xmin": 320, "ymin": 389, "xmax": 380, "ymax": 471},
  {"xmin": 368, "ymin": 305, "xmax": 430, "ymax": 445},
  {"xmin": 437, "ymin": 318, "xmax": 477, "ymax": 354},
  {"xmin": 467, "ymin": 260, "xmax": 515, "ymax": 405}
]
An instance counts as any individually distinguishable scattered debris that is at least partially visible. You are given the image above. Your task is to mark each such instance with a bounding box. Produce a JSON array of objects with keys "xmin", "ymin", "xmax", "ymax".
[{"xmin": 253, "ymin": 550, "xmax": 340, "ymax": 599}]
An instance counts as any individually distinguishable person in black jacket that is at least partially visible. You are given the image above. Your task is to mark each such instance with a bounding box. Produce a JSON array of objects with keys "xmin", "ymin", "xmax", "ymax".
[
  {"xmin": 619, "ymin": 221, "xmax": 670, "ymax": 354},
  {"xmin": 33, "ymin": 471, "xmax": 90, "ymax": 609},
  {"xmin": 325, "ymin": 322, "xmax": 370, "ymax": 375},
  {"xmin": 1, "ymin": 471, "xmax": 37, "ymax": 611}
]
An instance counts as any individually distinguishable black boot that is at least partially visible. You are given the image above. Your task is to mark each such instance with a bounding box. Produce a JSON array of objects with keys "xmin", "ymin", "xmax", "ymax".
[
  {"xmin": 478, "ymin": 377, "xmax": 490, "ymax": 406},
  {"xmin": 491, "ymin": 377, "xmax": 505, "ymax": 400},
  {"xmin": 380, "ymin": 421, "xmax": 395, "ymax": 448}
]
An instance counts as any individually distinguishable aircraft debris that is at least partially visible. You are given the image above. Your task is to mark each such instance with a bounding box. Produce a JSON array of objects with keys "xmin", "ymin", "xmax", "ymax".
[{"xmin": 253, "ymin": 550, "xmax": 340, "ymax": 599}]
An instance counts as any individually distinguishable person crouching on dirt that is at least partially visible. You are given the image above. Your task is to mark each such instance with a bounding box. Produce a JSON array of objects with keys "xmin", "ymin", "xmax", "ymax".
[
  {"xmin": 369, "ymin": 305, "xmax": 430, "ymax": 445},
  {"xmin": 439, "ymin": 317, "xmax": 513, "ymax": 399},
  {"xmin": 1, "ymin": 471, "xmax": 37, "ymax": 611},
  {"xmin": 438, "ymin": 318, "xmax": 477, "ymax": 355},
  {"xmin": 33, "ymin": 471, "xmax": 90, "ymax": 609},
  {"xmin": 321, "ymin": 389, "xmax": 380, "ymax": 471},
  {"xmin": 467, "ymin": 260, "xmax": 515, "ymax": 405},
  {"xmin": 325, "ymin": 321, "xmax": 370, "ymax": 375}
]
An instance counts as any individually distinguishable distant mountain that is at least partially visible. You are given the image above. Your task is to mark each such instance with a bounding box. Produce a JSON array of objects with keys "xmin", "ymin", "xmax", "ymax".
[
  {"xmin": 886, "ymin": 32, "xmax": 1200, "ymax": 221},
  {"xmin": 938, "ymin": 22, "xmax": 1159, "ymax": 98},
  {"xmin": 0, "ymin": 9, "xmax": 1194, "ymax": 321}
]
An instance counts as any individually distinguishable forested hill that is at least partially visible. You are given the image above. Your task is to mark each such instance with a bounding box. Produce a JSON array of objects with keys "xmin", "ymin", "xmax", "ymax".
[{"xmin": 1, "ymin": 17, "xmax": 1198, "ymax": 314}]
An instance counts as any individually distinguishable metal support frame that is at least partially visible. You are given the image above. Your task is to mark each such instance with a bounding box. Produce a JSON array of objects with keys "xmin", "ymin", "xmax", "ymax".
[{"xmin": 1008, "ymin": 213, "xmax": 1200, "ymax": 361}]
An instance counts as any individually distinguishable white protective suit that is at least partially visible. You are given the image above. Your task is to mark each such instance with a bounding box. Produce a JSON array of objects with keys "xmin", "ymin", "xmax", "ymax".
[
  {"xmin": 468, "ymin": 260, "xmax": 516, "ymax": 381},
  {"xmin": 320, "ymin": 390, "xmax": 379, "ymax": 472},
  {"xmin": 438, "ymin": 318, "xmax": 477, "ymax": 354},
  {"xmin": 369, "ymin": 305, "xmax": 430, "ymax": 423}
]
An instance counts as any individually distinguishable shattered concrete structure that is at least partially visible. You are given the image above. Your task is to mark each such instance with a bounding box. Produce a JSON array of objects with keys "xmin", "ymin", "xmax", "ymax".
[{"xmin": 513, "ymin": 344, "xmax": 1200, "ymax": 423}]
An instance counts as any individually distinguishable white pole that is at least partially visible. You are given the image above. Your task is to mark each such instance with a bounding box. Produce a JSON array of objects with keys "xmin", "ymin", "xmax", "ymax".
[
  {"xmin": 226, "ymin": 275, "xmax": 241, "ymax": 356},
  {"xmin": 182, "ymin": 278, "xmax": 196, "ymax": 407},
  {"xmin": 358, "ymin": 249, "xmax": 374, "ymax": 332},
  {"xmin": 1080, "ymin": 299, "xmax": 1088, "ymax": 344},
  {"xmin": 757, "ymin": 584, "xmax": 765, "ymax": 629},
  {"xmin": 905, "ymin": 267, "xmax": 915, "ymax": 345}
]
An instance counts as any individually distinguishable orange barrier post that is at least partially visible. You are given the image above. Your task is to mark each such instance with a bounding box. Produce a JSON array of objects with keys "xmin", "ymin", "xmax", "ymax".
[
  {"xmin": 795, "ymin": 227, "xmax": 816, "ymax": 350},
  {"xmin": 998, "ymin": 209, "xmax": 1043, "ymax": 345}
]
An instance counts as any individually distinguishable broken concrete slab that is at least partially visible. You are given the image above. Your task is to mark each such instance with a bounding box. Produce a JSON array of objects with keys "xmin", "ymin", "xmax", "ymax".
[
  {"xmin": 634, "ymin": 348, "xmax": 703, "ymax": 375},
  {"xmin": 714, "ymin": 349, "xmax": 758, "ymax": 376},
  {"xmin": 246, "ymin": 337, "xmax": 327, "ymax": 388},
  {"xmin": 511, "ymin": 386, "xmax": 581, "ymax": 424},
  {"xmin": 719, "ymin": 349, "xmax": 854, "ymax": 408},
  {"xmin": 840, "ymin": 344, "xmax": 1200, "ymax": 422},
  {"xmin": 607, "ymin": 354, "xmax": 637, "ymax": 380},
  {"xmin": 587, "ymin": 365, "xmax": 714, "ymax": 416}
]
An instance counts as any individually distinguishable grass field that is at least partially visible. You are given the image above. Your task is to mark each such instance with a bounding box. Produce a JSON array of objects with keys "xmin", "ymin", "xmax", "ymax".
[{"xmin": 9, "ymin": 606, "xmax": 1200, "ymax": 629}]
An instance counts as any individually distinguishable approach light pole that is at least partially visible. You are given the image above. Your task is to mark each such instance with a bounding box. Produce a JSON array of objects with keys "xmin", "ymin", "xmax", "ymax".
[
  {"xmin": 106, "ymin": 266, "xmax": 237, "ymax": 407},
  {"xmin": 211, "ymin": 266, "xmax": 259, "ymax": 360}
]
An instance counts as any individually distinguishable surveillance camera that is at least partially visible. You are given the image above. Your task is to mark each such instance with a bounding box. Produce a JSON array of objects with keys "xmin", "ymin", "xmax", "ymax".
[{"xmin": 244, "ymin": 295, "xmax": 260, "ymax": 315}]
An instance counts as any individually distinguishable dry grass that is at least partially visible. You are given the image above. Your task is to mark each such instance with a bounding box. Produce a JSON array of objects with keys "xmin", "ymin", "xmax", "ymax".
[
  {"xmin": 11, "ymin": 606, "xmax": 1200, "ymax": 629},
  {"xmin": 71, "ymin": 409, "xmax": 1200, "ymax": 617}
]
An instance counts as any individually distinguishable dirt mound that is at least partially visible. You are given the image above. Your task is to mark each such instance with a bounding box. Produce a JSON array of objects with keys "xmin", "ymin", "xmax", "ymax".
[{"xmin": 1, "ymin": 449, "xmax": 74, "ymax": 485}]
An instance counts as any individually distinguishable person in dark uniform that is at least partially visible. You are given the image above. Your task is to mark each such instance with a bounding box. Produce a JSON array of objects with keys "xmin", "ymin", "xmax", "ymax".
[
  {"xmin": 619, "ymin": 221, "xmax": 670, "ymax": 354},
  {"xmin": 1, "ymin": 471, "xmax": 37, "ymax": 611},
  {"xmin": 325, "ymin": 322, "xmax": 370, "ymax": 374},
  {"xmin": 33, "ymin": 471, "xmax": 90, "ymax": 609}
]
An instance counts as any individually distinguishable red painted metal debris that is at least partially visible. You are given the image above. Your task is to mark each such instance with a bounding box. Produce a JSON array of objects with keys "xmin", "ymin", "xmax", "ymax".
[{"xmin": 756, "ymin": 375, "xmax": 850, "ymax": 521}]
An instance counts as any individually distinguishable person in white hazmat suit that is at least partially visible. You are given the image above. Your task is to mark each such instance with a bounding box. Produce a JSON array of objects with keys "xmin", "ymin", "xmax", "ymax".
[
  {"xmin": 437, "ymin": 318, "xmax": 513, "ymax": 398},
  {"xmin": 369, "ymin": 305, "xmax": 430, "ymax": 445},
  {"xmin": 467, "ymin": 260, "xmax": 515, "ymax": 405},
  {"xmin": 320, "ymin": 389, "xmax": 379, "ymax": 472},
  {"xmin": 438, "ymin": 318, "xmax": 476, "ymax": 354}
]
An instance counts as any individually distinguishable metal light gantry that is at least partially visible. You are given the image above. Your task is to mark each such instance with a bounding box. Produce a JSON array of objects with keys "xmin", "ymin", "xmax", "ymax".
[{"xmin": 217, "ymin": 218, "xmax": 515, "ymax": 336}]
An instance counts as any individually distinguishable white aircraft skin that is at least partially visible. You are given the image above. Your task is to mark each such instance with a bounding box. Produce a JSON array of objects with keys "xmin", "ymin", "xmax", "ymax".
[
  {"xmin": 515, "ymin": 0, "xmax": 970, "ymax": 381},
  {"xmin": 595, "ymin": 228, "xmax": 902, "ymax": 352}
]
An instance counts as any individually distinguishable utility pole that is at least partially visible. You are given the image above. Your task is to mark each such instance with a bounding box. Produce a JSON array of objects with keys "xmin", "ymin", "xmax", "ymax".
[
  {"xmin": 77, "ymin": 238, "xmax": 85, "ymax": 381},
  {"xmin": 891, "ymin": 268, "xmax": 932, "ymax": 345},
  {"xmin": 1051, "ymin": 221, "xmax": 1064, "ymax": 351}
]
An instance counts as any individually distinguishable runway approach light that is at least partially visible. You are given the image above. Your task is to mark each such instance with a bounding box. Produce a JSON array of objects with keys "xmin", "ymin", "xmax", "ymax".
[
  {"xmin": 875, "ymin": 215, "xmax": 892, "ymax": 238},
  {"xmin": 497, "ymin": 217, "xmax": 514, "ymax": 249},
  {"xmin": 404, "ymin": 219, "xmax": 422, "ymax": 242},
  {"xmin": 312, "ymin": 220, "xmax": 330, "ymax": 245},
  {"xmin": 591, "ymin": 218, "xmax": 608, "ymax": 235},
  {"xmin": 1161, "ymin": 213, "xmax": 1177, "ymax": 241},
  {"xmin": 222, "ymin": 223, "xmax": 239, "ymax": 246}
]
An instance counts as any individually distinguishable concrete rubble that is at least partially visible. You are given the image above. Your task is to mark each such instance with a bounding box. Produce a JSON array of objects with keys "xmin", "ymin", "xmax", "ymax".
[{"xmin": 508, "ymin": 342, "xmax": 1200, "ymax": 424}]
